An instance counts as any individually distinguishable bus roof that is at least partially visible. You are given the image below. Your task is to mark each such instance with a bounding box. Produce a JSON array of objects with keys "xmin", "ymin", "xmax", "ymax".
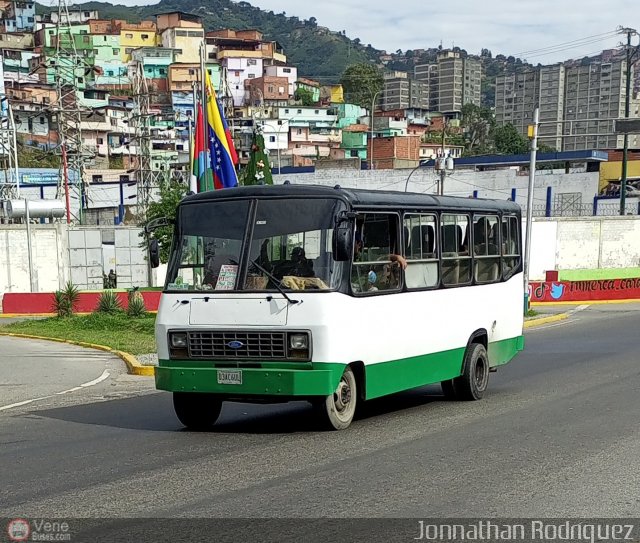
[{"xmin": 181, "ymin": 184, "xmax": 522, "ymax": 214}]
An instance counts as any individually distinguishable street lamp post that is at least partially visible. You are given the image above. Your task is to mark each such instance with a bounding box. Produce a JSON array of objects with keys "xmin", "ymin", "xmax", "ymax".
[
  {"xmin": 620, "ymin": 28, "xmax": 638, "ymax": 215},
  {"xmin": 369, "ymin": 90, "xmax": 381, "ymax": 170},
  {"xmin": 523, "ymin": 107, "xmax": 540, "ymax": 313}
]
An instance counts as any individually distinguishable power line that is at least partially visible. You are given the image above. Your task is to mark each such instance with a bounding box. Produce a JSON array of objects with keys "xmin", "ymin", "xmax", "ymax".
[{"xmin": 512, "ymin": 30, "xmax": 620, "ymax": 57}]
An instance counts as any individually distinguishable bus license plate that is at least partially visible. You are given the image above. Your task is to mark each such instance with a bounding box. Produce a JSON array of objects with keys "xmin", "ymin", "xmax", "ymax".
[{"xmin": 217, "ymin": 369, "xmax": 242, "ymax": 385}]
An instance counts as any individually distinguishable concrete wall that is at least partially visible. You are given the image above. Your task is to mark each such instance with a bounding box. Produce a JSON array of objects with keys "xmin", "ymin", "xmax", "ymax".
[
  {"xmin": 529, "ymin": 216, "xmax": 640, "ymax": 280},
  {"xmin": 0, "ymin": 225, "xmax": 156, "ymax": 301}
]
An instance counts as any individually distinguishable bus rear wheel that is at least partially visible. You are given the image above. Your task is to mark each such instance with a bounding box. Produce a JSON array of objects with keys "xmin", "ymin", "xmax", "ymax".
[
  {"xmin": 317, "ymin": 366, "xmax": 357, "ymax": 430},
  {"xmin": 173, "ymin": 392, "xmax": 222, "ymax": 430},
  {"xmin": 454, "ymin": 343, "xmax": 489, "ymax": 401}
]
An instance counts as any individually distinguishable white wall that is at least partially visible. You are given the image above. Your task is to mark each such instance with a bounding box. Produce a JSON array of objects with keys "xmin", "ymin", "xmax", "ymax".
[
  {"xmin": 528, "ymin": 217, "xmax": 640, "ymax": 279},
  {"xmin": 0, "ymin": 225, "xmax": 159, "ymax": 298}
]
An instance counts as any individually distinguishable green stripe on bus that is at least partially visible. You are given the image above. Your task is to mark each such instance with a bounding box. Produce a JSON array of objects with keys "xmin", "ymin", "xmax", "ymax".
[
  {"xmin": 156, "ymin": 336, "xmax": 523, "ymax": 399},
  {"xmin": 364, "ymin": 336, "xmax": 522, "ymax": 400}
]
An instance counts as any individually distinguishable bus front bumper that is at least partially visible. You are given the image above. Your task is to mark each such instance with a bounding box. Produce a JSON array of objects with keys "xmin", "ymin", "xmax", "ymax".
[{"xmin": 155, "ymin": 362, "xmax": 343, "ymax": 397}]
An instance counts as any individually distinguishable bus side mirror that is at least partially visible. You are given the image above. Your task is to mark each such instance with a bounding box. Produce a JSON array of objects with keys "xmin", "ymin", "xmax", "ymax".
[
  {"xmin": 332, "ymin": 223, "xmax": 352, "ymax": 261},
  {"xmin": 149, "ymin": 238, "xmax": 160, "ymax": 268}
]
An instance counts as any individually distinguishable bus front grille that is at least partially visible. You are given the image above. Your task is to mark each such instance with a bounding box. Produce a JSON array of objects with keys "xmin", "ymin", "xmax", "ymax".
[{"xmin": 187, "ymin": 331, "xmax": 287, "ymax": 359}]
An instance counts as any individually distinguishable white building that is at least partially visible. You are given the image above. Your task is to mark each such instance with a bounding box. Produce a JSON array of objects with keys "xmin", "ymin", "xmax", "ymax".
[{"xmin": 223, "ymin": 57, "xmax": 263, "ymax": 107}]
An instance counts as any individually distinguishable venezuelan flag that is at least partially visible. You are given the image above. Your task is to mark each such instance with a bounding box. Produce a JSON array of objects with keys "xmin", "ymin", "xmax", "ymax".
[{"xmin": 205, "ymin": 70, "xmax": 239, "ymax": 189}]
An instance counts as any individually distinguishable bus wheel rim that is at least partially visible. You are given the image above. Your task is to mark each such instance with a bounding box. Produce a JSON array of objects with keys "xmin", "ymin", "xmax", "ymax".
[
  {"xmin": 475, "ymin": 356, "xmax": 487, "ymax": 388},
  {"xmin": 334, "ymin": 377, "xmax": 352, "ymax": 414}
]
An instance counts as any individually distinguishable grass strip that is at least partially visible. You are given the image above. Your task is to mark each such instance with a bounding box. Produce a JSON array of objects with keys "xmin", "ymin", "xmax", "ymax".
[{"xmin": 3, "ymin": 312, "xmax": 156, "ymax": 355}]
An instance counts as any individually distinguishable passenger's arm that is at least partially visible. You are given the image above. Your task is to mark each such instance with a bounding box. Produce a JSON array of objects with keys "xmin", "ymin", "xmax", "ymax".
[{"xmin": 389, "ymin": 254, "xmax": 408, "ymax": 269}]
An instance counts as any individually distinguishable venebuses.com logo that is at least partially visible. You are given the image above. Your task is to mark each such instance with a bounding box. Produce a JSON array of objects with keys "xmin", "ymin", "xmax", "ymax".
[
  {"xmin": 6, "ymin": 518, "xmax": 71, "ymax": 542},
  {"xmin": 7, "ymin": 519, "xmax": 30, "ymax": 542}
]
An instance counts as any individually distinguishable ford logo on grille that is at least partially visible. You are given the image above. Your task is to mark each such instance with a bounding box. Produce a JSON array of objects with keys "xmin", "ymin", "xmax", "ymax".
[{"xmin": 227, "ymin": 340, "xmax": 245, "ymax": 350}]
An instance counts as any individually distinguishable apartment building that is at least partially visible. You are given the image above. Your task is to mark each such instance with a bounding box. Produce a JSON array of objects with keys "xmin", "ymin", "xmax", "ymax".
[
  {"xmin": 382, "ymin": 71, "xmax": 429, "ymax": 111},
  {"xmin": 495, "ymin": 56, "xmax": 639, "ymax": 151},
  {"xmin": 563, "ymin": 58, "xmax": 635, "ymax": 151},
  {"xmin": 0, "ymin": 0, "xmax": 36, "ymax": 33},
  {"xmin": 416, "ymin": 51, "xmax": 482, "ymax": 114},
  {"xmin": 158, "ymin": 12, "xmax": 204, "ymax": 64}
]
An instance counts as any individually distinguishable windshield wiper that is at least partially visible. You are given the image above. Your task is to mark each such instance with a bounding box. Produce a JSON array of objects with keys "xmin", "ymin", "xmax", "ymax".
[
  {"xmin": 230, "ymin": 258, "xmax": 299, "ymax": 305},
  {"xmin": 249, "ymin": 260, "xmax": 300, "ymax": 305}
]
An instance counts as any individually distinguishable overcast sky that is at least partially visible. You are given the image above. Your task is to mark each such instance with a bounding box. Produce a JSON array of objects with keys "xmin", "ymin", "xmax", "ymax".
[{"xmin": 105, "ymin": 0, "xmax": 636, "ymax": 63}]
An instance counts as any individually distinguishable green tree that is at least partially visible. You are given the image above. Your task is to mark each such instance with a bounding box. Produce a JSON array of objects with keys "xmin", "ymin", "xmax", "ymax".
[
  {"xmin": 142, "ymin": 179, "xmax": 188, "ymax": 264},
  {"xmin": 493, "ymin": 123, "xmax": 530, "ymax": 155},
  {"xmin": 240, "ymin": 131, "xmax": 273, "ymax": 186},
  {"xmin": 294, "ymin": 87, "xmax": 315, "ymax": 106},
  {"xmin": 340, "ymin": 63, "xmax": 383, "ymax": 109},
  {"xmin": 460, "ymin": 103, "xmax": 495, "ymax": 156}
]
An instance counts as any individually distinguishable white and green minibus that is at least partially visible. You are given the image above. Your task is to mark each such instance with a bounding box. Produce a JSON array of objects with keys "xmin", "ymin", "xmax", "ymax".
[{"xmin": 149, "ymin": 184, "xmax": 524, "ymax": 430}]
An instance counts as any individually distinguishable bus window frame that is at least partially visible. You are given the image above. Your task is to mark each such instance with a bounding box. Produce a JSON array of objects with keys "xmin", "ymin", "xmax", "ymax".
[
  {"xmin": 440, "ymin": 212, "xmax": 473, "ymax": 288},
  {"xmin": 501, "ymin": 214, "xmax": 522, "ymax": 281},
  {"xmin": 402, "ymin": 212, "xmax": 440, "ymax": 292},
  {"xmin": 471, "ymin": 213, "xmax": 501, "ymax": 285},
  {"xmin": 350, "ymin": 210, "xmax": 404, "ymax": 297}
]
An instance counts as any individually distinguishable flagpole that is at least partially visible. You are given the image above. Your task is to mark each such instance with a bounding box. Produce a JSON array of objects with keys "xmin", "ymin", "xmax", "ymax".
[
  {"xmin": 190, "ymin": 81, "xmax": 198, "ymax": 193},
  {"xmin": 200, "ymin": 42, "xmax": 209, "ymax": 191}
]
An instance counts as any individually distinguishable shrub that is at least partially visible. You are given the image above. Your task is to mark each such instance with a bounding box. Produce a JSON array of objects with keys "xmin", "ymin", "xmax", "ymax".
[
  {"xmin": 62, "ymin": 281, "xmax": 80, "ymax": 311},
  {"xmin": 52, "ymin": 290, "xmax": 71, "ymax": 318},
  {"xmin": 126, "ymin": 289, "xmax": 147, "ymax": 318},
  {"xmin": 51, "ymin": 281, "xmax": 79, "ymax": 317},
  {"xmin": 96, "ymin": 290, "xmax": 123, "ymax": 314}
]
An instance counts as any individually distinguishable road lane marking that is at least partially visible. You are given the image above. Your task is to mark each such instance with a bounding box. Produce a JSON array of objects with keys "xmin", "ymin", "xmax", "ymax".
[
  {"xmin": 80, "ymin": 370, "xmax": 110, "ymax": 388},
  {"xmin": 0, "ymin": 398, "xmax": 48, "ymax": 412},
  {"xmin": 0, "ymin": 370, "xmax": 111, "ymax": 412}
]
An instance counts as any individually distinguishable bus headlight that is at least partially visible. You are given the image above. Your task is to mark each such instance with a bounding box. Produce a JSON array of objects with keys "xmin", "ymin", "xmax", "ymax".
[
  {"xmin": 170, "ymin": 332, "xmax": 188, "ymax": 348},
  {"xmin": 289, "ymin": 333, "xmax": 308, "ymax": 350}
]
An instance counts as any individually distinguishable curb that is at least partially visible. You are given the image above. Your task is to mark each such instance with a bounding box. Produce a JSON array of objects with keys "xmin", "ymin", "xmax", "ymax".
[
  {"xmin": 0, "ymin": 331, "xmax": 155, "ymax": 377},
  {"xmin": 524, "ymin": 313, "xmax": 569, "ymax": 329}
]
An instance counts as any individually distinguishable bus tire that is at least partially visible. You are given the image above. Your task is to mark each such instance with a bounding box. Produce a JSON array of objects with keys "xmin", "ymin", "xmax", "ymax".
[
  {"xmin": 454, "ymin": 343, "xmax": 489, "ymax": 401},
  {"xmin": 173, "ymin": 392, "xmax": 222, "ymax": 430},
  {"xmin": 318, "ymin": 366, "xmax": 357, "ymax": 430}
]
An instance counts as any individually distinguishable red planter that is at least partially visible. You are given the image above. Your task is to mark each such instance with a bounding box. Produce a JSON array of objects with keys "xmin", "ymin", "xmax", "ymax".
[{"xmin": 2, "ymin": 291, "xmax": 162, "ymax": 315}]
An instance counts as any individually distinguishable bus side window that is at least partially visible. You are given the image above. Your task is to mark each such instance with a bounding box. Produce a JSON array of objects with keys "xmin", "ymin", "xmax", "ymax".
[
  {"xmin": 351, "ymin": 213, "xmax": 402, "ymax": 294},
  {"xmin": 441, "ymin": 214, "xmax": 471, "ymax": 286},
  {"xmin": 473, "ymin": 215, "xmax": 500, "ymax": 283},
  {"xmin": 403, "ymin": 214, "xmax": 438, "ymax": 289},
  {"xmin": 502, "ymin": 215, "xmax": 521, "ymax": 277}
]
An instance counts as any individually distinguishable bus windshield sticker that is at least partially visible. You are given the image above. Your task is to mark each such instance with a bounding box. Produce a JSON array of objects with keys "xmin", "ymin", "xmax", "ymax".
[{"xmin": 215, "ymin": 264, "xmax": 238, "ymax": 290}]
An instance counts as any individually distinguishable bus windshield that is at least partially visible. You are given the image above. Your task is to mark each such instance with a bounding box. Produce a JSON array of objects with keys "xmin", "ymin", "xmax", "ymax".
[{"xmin": 166, "ymin": 198, "xmax": 346, "ymax": 292}]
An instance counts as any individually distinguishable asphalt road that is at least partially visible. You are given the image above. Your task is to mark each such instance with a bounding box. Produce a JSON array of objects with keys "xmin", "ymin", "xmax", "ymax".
[{"xmin": 1, "ymin": 304, "xmax": 639, "ymax": 529}]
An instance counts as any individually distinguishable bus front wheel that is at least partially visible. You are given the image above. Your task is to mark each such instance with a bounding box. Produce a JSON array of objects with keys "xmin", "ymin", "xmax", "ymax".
[
  {"xmin": 317, "ymin": 366, "xmax": 358, "ymax": 430},
  {"xmin": 173, "ymin": 392, "xmax": 222, "ymax": 431},
  {"xmin": 455, "ymin": 343, "xmax": 489, "ymax": 401}
]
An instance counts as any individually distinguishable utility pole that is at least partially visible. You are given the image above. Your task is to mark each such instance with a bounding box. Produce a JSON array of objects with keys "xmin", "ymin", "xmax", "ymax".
[
  {"xmin": 523, "ymin": 107, "xmax": 539, "ymax": 313},
  {"xmin": 0, "ymin": 100, "xmax": 20, "ymax": 201},
  {"xmin": 369, "ymin": 90, "xmax": 381, "ymax": 170},
  {"xmin": 53, "ymin": 0, "xmax": 92, "ymax": 224},
  {"xmin": 620, "ymin": 27, "xmax": 637, "ymax": 216},
  {"xmin": 132, "ymin": 62, "xmax": 156, "ymax": 219}
]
